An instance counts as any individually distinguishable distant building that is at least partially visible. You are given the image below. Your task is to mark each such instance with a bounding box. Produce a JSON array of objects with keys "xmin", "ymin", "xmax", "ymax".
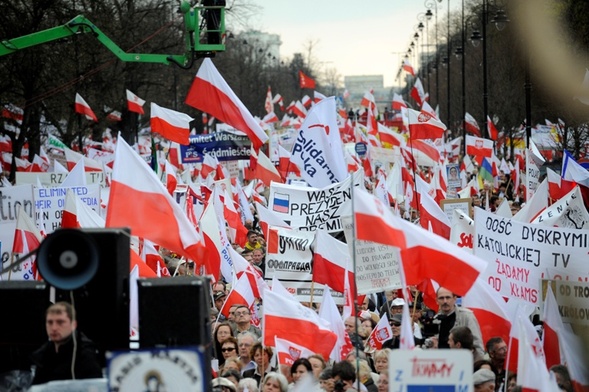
[
  {"xmin": 238, "ymin": 30, "xmax": 282, "ymax": 67},
  {"xmin": 343, "ymin": 75, "xmax": 393, "ymax": 112}
]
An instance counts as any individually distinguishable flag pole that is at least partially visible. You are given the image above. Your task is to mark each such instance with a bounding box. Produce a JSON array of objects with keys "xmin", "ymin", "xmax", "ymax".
[
  {"xmin": 408, "ymin": 137, "xmax": 421, "ymax": 218},
  {"xmin": 350, "ymin": 172, "xmax": 362, "ymax": 392}
]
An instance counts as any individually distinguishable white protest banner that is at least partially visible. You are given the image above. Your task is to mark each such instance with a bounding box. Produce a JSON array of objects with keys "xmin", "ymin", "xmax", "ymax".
[
  {"xmin": 342, "ymin": 216, "xmax": 402, "ymax": 294},
  {"xmin": 0, "ymin": 185, "xmax": 36, "ymax": 273},
  {"xmin": 526, "ymin": 149, "xmax": 541, "ymax": 200},
  {"xmin": 16, "ymin": 171, "xmax": 107, "ymax": 187},
  {"xmin": 34, "ymin": 185, "xmax": 101, "ymax": 233},
  {"xmin": 265, "ymin": 225, "xmax": 321, "ymax": 302},
  {"xmin": 532, "ymin": 186, "xmax": 589, "ymax": 229},
  {"xmin": 389, "ymin": 349, "xmax": 473, "ymax": 392},
  {"xmin": 268, "ymin": 171, "xmax": 363, "ymax": 232},
  {"xmin": 449, "ymin": 209, "xmax": 475, "ymax": 253},
  {"xmin": 475, "ymin": 208, "xmax": 589, "ymax": 305}
]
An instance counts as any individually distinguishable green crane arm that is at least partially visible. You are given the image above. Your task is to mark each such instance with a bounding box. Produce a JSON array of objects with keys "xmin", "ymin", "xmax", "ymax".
[{"xmin": 0, "ymin": 2, "xmax": 225, "ymax": 68}]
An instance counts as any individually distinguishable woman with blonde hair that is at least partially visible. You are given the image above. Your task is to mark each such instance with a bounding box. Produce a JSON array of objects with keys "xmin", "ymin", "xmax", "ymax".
[{"xmin": 373, "ymin": 349, "xmax": 391, "ymax": 374}]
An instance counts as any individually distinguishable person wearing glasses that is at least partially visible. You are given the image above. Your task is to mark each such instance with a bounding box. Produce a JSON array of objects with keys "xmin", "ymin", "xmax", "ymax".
[
  {"xmin": 435, "ymin": 287, "xmax": 484, "ymax": 359},
  {"xmin": 221, "ymin": 337, "xmax": 239, "ymax": 362},
  {"xmin": 233, "ymin": 305, "xmax": 261, "ymax": 339},
  {"xmin": 237, "ymin": 332, "xmax": 257, "ymax": 374}
]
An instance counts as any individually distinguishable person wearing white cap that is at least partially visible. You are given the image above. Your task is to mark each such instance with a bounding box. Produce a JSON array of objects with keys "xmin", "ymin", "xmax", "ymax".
[{"xmin": 473, "ymin": 369, "xmax": 496, "ymax": 392}]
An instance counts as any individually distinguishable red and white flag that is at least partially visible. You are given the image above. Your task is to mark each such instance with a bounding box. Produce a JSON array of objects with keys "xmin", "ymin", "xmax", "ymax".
[
  {"xmin": 126, "ymin": 89, "xmax": 146, "ymax": 114},
  {"xmin": 542, "ymin": 285, "xmax": 563, "ymax": 369},
  {"xmin": 402, "ymin": 59, "xmax": 416, "ymax": 76},
  {"xmin": 410, "ymin": 78, "xmax": 427, "ymax": 106},
  {"xmin": 199, "ymin": 199, "xmax": 225, "ymax": 281},
  {"xmin": 314, "ymin": 90, "xmax": 327, "ymax": 103},
  {"xmin": 252, "ymin": 148, "xmax": 283, "ymax": 187},
  {"xmin": 400, "ymin": 300, "xmax": 415, "ymax": 350},
  {"xmin": 301, "ymin": 95, "xmax": 313, "ymax": 108},
  {"xmin": 487, "ymin": 115, "xmax": 499, "ymax": 140},
  {"xmin": 465, "ymin": 135, "xmax": 493, "ymax": 158},
  {"xmin": 150, "ymin": 102, "xmax": 193, "ymax": 146},
  {"xmin": 263, "ymin": 287, "xmax": 337, "ymax": 360},
  {"xmin": 354, "ymin": 187, "xmax": 487, "ymax": 296},
  {"xmin": 407, "ymin": 109, "xmax": 446, "ymax": 140},
  {"xmin": 366, "ymin": 314, "xmax": 393, "ymax": 350},
  {"xmin": 75, "ymin": 93, "xmax": 98, "ymax": 122},
  {"xmin": 106, "ymin": 137, "xmax": 204, "ymax": 263},
  {"xmin": 63, "ymin": 148, "xmax": 102, "ymax": 172},
  {"xmin": 546, "ymin": 167, "xmax": 576, "ymax": 201},
  {"xmin": 61, "ymin": 188, "xmax": 105, "ymax": 229},
  {"xmin": 291, "ymin": 100, "xmax": 307, "ymax": 119},
  {"xmin": 317, "ymin": 286, "xmax": 354, "ymax": 361},
  {"xmin": 220, "ymin": 272, "xmax": 256, "ymax": 317},
  {"xmin": 255, "ymin": 202, "xmax": 290, "ymax": 239},
  {"xmin": 140, "ymin": 239, "xmax": 170, "ymax": 277},
  {"xmin": 264, "ymin": 86, "xmax": 273, "ymax": 114},
  {"xmin": 262, "ymin": 111, "xmax": 279, "ymax": 124},
  {"xmin": 418, "ymin": 186, "xmax": 451, "ymax": 239},
  {"xmin": 274, "ymin": 337, "xmax": 316, "ymax": 366},
  {"xmin": 464, "ymin": 112, "xmax": 481, "ymax": 137},
  {"xmin": 165, "ymin": 159, "xmax": 178, "ymax": 196},
  {"xmin": 512, "ymin": 179, "xmax": 548, "ymax": 223},
  {"xmin": 185, "ymin": 58, "xmax": 269, "ymax": 150},
  {"xmin": 462, "ymin": 278, "xmax": 511, "ymax": 351},
  {"xmin": 392, "ymin": 93, "xmax": 407, "ymax": 111},
  {"xmin": 312, "ymin": 230, "xmax": 355, "ymax": 295},
  {"xmin": 410, "ymin": 140, "xmax": 441, "ymax": 166}
]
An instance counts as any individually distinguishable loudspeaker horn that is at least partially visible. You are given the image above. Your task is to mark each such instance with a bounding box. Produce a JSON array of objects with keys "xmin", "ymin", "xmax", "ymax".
[{"xmin": 36, "ymin": 229, "xmax": 100, "ymax": 290}]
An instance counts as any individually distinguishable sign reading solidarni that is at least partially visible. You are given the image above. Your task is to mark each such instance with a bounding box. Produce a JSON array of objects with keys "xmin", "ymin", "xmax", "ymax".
[
  {"xmin": 389, "ymin": 349, "xmax": 473, "ymax": 392},
  {"xmin": 475, "ymin": 208, "xmax": 589, "ymax": 305},
  {"xmin": 342, "ymin": 217, "xmax": 402, "ymax": 293},
  {"xmin": 268, "ymin": 172, "xmax": 363, "ymax": 233},
  {"xmin": 179, "ymin": 131, "xmax": 252, "ymax": 164}
]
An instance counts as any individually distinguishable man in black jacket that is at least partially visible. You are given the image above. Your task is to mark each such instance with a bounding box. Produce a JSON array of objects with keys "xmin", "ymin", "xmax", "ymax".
[{"xmin": 31, "ymin": 302, "xmax": 102, "ymax": 385}]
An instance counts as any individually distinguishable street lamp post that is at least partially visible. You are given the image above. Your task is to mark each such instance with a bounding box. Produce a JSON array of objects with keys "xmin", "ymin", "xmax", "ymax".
[{"xmin": 446, "ymin": 0, "xmax": 451, "ymax": 132}]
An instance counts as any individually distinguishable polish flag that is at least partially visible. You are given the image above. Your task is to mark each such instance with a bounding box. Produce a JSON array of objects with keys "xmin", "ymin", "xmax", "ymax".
[
  {"xmin": 512, "ymin": 179, "xmax": 548, "ymax": 223},
  {"xmin": 360, "ymin": 91, "xmax": 377, "ymax": 112},
  {"xmin": 487, "ymin": 116, "xmax": 499, "ymax": 140},
  {"xmin": 418, "ymin": 187, "xmax": 451, "ymax": 239},
  {"xmin": 354, "ymin": 187, "xmax": 487, "ymax": 296},
  {"xmin": 140, "ymin": 239, "xmax": 170, "ymax": 277},
  {"xmin": 546, "ymin": 167, "xmax": 577, "ymax": 201},
  {"xmin": 402, "ymin": 59, "xmax": 415, "ymax": 76},
  {"xmin": 165, "ymin": 159, "xmax": 178, "ymax": 195},
  {"xmin": 2, "ymin": 103, "xmax": 23, "ymax": 123},
  {"xmin": 411, "ymin": 139, "xmax": 441, "ymax": 166},
  {"xmin": 301, "ymin": 95, "xmax": 312, "ymax": 108},
  {"xmin": 130, "ymin": 250, "xmax": 158, "ymax": 278},
  {"xmin": 61, "ymin": 188, "xmax": 105, "ymax": 229},
  {"xmin": 262, "ymin": 111, "xmax": 279, "ymax": 124},
  {"xmin": 199, "ymin": 200, "xmax": 224, "ymax": 281},
  {"xmin": 542, "ymin": 285, "xmax": 562, "ymax": 369},
  {"xmin": 231, "ymin": 247, "xmax": 267, "ymax": 298},
  {"xmin": 223, "ymin": 189, "xmax": 248, "ymax": 247},
  {"xmin": 275, "ymin": 337, "xmax": 316, "ymax": 366},
  {"xmin": 255, "ymin": 202, "xmax": 290, "ymax": 239},
  {"xmin": 105, "ymin": 137, "xmax": 204, "ymax": 264},
  {"xmin": 410, "ymin": 78, "xmax": 427, "ymax": 106},
  {"xmin": 366, "ymin": 314, "xmax": 393, "ymax": 350},
  {"xmin": 201, "ymin": 154, "xmax": 219, "ymax": 179},
  {"xmin": 400, "ymin": 300, "xmax": 416, "ymax": 350},
  {"xmin": 392, "ymin": 93, "xmax": 407, "ymax": 111},
  {"xmin": 314, "ymin": 90, "xmax": 327, "ymax": 103},
  {"xmin": 421, "ymin": 101, "xmax": 438, "ymax": 119},
  {"xmin": 462, "ymin": 278, "xmax": 511, "ymax": 350},
  {"xmin": 465, "ymin": 135, "xmax": 493, "ymax": 158},
  {"xmin": 264, "ymin": 287, "xmax": 337, "ymax": 360},
  {"xmin": 126, "ymin": 89, "xmax": 146, "ymax": 114},
  {"xmin": 74, "ymin": 93, "xmax": 98, "ymax": 122},
  {"xmin": 264, "ymin": 86, "xmax": 273, "ymax": 114},
  {"xmin": 220, "ymin": 272, "xmax": 256, "ymax": 317},
  {"xmin": 317, "ymin": 286, "xmax": 353, "ymax": 361},
  {"xmin": 150, "ymin": 103, "xmax": 192, "ymax": 146},
  {"xmin": 26, "ymin": 154, "xmax": 47, "ymax": 172},
  {"xmin": 464, "ymin": 112, "xmax": 481, "ymax": 137},
  {"xmin": 407, "ymin": 109, "xmax": 446, "ymax": 140},
  {"xmin": 277, "ymin": 144, "xmax": 300, "ymax": 178},
  {"xmin": 312, "ymin": 230, "xmax": 355, "ymax": 295},
  {"xmin": 252, "ymin": 148, "xmax": 282, "ymax": 186},
  {"xmin": 12, "ymin": 206, "xmax": 43, "ymax": 256},
  {"xmin": 273, "ymin": 93, "xmax": 284, "ymax": 111},
  {"xmin": 63, "ymin": 148, "xmax": 102, "ymax": 172},
  {"xmin": 292, "ymin": 100, "xmax": 308, "ymax": 119},
  {"xmin": 345, "ymin": 149, "xmax": 360, "ymax": 172},
  {"xmin": 185, "ymin": 58, "xmax": 269, "ymax": 150}
]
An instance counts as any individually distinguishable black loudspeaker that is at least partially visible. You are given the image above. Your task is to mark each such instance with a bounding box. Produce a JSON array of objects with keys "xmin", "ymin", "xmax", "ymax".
[
  {"xmin": 0, "ymin": 281, "xmax": 51, "ymax": 372},
  {"xmin": 137, "ymin": 276, "xmax": 211, "ymax": 349},
  {"xmin": 37, "ymin": 228, "xmax": 130, "ymax": 361}
]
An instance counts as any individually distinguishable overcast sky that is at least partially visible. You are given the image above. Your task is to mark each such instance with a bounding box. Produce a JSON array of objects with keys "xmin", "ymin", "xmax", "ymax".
[{"xmin": 248, "ymin": 0, "xmax": 462, "ymax": 88}]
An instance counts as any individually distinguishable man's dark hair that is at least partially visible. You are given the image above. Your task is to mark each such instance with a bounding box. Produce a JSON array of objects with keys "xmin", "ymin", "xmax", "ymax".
[
  {"xmin": 247, "ymin": 230, "xmax": 258, "ymax": 237},
  {"xmin": 450, "ymin": 326, "xmax": 474, "ymax": 350},
  {"xmin": 485, "ymin": 336, "xmax": 504, "ymax": 353},
  {"xmin": 46, "ymin": 301, "xmax": 75, "ymax": 322},
  {"xmin": 332, "ymin": 360, "xmax": 355, "ymax": 382},
  {"xmin": 221, "ymin": 369, "xmax": 242, "ymax": 382},
  {"xmin": 550, "ymin": 364, "xmax": 573, "ymax": 392}
]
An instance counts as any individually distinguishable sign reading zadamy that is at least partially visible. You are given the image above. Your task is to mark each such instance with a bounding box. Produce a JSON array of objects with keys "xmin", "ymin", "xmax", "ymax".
[
  {"xmin": 475, "ymin": 208, "xmax": 589, "ymax": 305},
  {"xmin": 179, "ymin": 130, "xmax": 252, "ymax": 164},
  {"xmin": 268, "ymin": 172, "xmax": 363, "ymax": 233}
]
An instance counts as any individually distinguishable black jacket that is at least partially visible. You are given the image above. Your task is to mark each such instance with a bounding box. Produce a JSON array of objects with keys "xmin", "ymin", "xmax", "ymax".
[{"xmin": 31, "ymin": 331, "xmax": 103, "ymax": 385}]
